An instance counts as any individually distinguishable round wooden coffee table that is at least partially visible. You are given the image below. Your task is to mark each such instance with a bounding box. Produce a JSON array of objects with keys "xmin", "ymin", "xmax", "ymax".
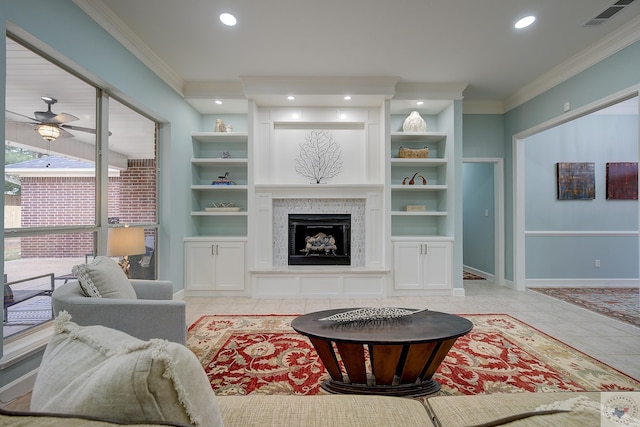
[{"xmin": 291, "ymin": 308, "xmax": 473, "ymax": 397}]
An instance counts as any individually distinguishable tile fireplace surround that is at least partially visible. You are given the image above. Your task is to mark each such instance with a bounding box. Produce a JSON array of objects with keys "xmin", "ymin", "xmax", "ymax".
[
  {"xmin": 251, "ymin": 185, "xmax": 388, "ymax": 298},
  {"xmin": 273, "ymin": 198, "xmax": 365, "ymax": 267}
]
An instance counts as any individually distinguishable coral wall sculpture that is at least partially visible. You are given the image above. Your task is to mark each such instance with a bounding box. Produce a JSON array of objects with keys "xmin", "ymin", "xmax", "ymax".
[{"xmin": 294, "ymin": 130, "xmax": 343, "ymax": 184}]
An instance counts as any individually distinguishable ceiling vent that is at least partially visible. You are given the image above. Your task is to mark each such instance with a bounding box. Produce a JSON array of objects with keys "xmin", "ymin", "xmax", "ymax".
[{"xmin": 584, "ymin": 0, "xmax": 636, "ymax": 26}]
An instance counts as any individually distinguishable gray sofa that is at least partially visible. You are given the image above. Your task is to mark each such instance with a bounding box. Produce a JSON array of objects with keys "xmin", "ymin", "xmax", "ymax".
[{"xmin": 51, "ymin": 279, "xmax": 186, "ymax": 344}]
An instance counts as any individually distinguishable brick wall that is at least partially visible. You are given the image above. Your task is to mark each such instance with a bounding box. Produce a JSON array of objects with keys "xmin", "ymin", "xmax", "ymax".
[{"xmin": 20, "ymin": 159, "xmax": 156, "ymax": 257}]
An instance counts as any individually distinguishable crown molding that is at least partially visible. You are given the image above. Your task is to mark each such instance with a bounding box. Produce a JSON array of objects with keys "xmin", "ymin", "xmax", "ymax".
[
  {"xmin": 240, "ymin": 76, "xmax": 399, "ymax": 97},
  {"xmin": 72, "ymin": 0, "xmax": 184, "ymax": 96},
  {"xmin": 503, "ymin": 15, "xmax": 640, "ymax": 112}
]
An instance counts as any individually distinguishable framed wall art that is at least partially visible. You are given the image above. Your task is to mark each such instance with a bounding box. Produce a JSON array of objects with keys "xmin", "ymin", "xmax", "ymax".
[
  {"xmin": 606, "ymin": 162, "xmax": 638, "ymax": 200},
  {"xmin": 556, "ymin": 162, "xmax": 595, "ymax": 200}
]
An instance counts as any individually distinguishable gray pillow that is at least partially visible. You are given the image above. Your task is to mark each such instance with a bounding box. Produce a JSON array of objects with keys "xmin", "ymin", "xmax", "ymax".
[
  {"xmin": 72, "ymin": 256, "xmax": 136, "ymax": 299},
  {"xmin": 31, "ymin": 312, "xmax": 224, "ymax": 426}
]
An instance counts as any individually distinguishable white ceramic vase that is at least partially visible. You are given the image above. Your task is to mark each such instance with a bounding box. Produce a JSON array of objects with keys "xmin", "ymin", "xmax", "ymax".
[{"xmin": 402, "ymin": 111, "xmax": 427, "ymax": 132}]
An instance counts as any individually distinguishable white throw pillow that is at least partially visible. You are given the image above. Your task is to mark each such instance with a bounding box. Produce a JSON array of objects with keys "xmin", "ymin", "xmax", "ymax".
[
  {"xmin": 31, "ymin": 312, "xmax": 224, "ymax": 427},
  {"xmin": 72, "ymin": 256, "xmax": 136, "ymax": 299}
]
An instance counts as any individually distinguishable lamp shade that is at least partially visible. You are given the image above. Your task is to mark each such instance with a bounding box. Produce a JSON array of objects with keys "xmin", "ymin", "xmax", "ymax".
[
  {"xmin": 106, "ymin": 227, "xmax": 146, "ymax": 257},
  {"xmin": 36, "ymin": 124, "xmax": 61, "ymax": 142}
]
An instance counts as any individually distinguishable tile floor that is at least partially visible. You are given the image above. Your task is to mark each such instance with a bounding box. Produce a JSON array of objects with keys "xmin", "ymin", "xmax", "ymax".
[{"xmin": 184, "ymin": 280, "xmax": 640, "ymax": 381}]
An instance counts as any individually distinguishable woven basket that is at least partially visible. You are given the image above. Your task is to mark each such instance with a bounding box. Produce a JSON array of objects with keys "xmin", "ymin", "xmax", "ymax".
[{"xmin": 398, "ymin": 146, "xmax": 429, "ymax": 158}]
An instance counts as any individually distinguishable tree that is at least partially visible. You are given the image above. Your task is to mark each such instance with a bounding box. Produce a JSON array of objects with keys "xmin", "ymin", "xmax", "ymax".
[
  {"xmin": 4, "ymin": 146, "xmax": 39, "ymax": 195},
  {"xmin": 294, "ymin": 130, "xmax": 343, "ymax": 184}
]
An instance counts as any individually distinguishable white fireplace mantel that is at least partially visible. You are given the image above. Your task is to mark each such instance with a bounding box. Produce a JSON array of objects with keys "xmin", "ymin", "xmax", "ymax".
[{"xmin": 254, "ymin": 184, "xmax": 384, "ymax": 198}]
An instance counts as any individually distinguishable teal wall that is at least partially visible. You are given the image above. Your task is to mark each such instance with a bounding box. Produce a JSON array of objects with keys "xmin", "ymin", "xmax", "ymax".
[
  {"xmin": 501, "ymin": 40, "xmax": 640, "ymax": 281},
  {"xmin": 462, "ymin": 114, "xmax": 503, "ymax": 280},
  {"xmin": 523, "ymin": 112, "xmax": 638, "ymax": 279},
  {"xmin": 1, "ymin": 0, "xmax": 200, "ymax": 387},
  {"xmin": 462, "ymin": 114, "xmax": 505, "ymax": 158}
]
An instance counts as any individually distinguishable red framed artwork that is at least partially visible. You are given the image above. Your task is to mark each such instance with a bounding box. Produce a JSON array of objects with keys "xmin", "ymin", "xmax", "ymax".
[{"xmin": 606, "ymin": 162, "xmax": 638, "ymax": 200}]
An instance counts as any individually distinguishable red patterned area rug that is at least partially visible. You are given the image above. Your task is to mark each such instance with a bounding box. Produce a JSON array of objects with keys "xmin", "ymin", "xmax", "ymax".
[
  {"xmin": 529, "ymin": 287, "xmax": 639, "ymax": 327},
  {"xmin": 463, "ymin": 271, "xmax": 486, "ymax": 280},
  {"xmin": 186, "ymin": 314, "xmax": 640, "ymax": 396}
]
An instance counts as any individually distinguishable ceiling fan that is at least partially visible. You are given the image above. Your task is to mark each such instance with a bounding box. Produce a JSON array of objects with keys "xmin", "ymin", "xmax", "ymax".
[{"xmin": 5, "ymin": 96, "xmax": 101, "ymax": 141}]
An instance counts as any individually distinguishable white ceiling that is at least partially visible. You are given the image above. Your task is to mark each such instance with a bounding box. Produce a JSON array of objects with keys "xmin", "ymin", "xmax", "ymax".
[
  {"xmin": 4, "ymin": 38, "xmax": 156, "ymax": 161},
  {"xmin": 76, "ymin": 0, "xmax": 640, "ymax": 113},
  {"xmin": 5, "ymin": 0, "xmax": 640, "ymax": 162}
]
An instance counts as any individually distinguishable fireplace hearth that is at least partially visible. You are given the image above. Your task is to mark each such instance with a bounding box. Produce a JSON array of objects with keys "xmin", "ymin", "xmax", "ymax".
[{"xmin": 288, "ymin": 214, "xmax": 351, "ymax": 265}]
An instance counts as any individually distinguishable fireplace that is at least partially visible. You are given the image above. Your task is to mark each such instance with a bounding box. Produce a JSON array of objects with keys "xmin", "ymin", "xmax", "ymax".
[{"xmin": 288, "ymin": 214, "xmax": 351, "ymax": 265}]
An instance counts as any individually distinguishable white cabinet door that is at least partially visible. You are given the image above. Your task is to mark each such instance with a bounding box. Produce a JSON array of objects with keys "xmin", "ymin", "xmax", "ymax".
[
  {"xmin": 393, "ymin": 242, "xmax": 423, "ymax": 289},
  {"xmin": 185, "ymin": 240, "xmax": 246, "ymax": 291},
  {"xmin": 185, "ymin": 241, "xmax": 217, "ymax": 291},
  {"xmin": 214, "ymin": 241, "xmax": 246, "ymax": 291},
  {"xmin": 422, "ymin": 241, "xmax": 452, "ymax": 290},
  {"xmin": 393, "ymin": 240, "xmax": 452, "ymax": 290}
]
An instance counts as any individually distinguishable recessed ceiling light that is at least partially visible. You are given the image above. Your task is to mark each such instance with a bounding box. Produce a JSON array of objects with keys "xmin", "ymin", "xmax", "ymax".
[
  {"xmin": 220, "ymin": 13, "xmax": 237, "ymax": 26},
  {"xmin": 416, "ymin": 101, "xmax": 424, "ymax": 106},
  {"xmin": 287, "ymin": 96, "xmax": 295, "ymax": 101},
  {"xmin": 515, "ymin": 15, "xmax": 536, "ymax": 29},
  {"xmin": 214, "ymin": 100, "xmax": 223, "ymax": 105},
  {"xmin": 344, "ymin": 95, "xmax": 352, "ymax": 101}
]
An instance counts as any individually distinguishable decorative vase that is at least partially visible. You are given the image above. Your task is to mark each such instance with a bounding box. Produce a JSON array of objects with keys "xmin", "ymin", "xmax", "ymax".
[{"xmin": 402, "ymin": 111, "xmax": 427, "ymax": 132}]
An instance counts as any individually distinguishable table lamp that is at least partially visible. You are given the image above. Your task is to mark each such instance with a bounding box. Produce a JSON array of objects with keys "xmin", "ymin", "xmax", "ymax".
[{"xmin": 107, "ymin": 226, "xmax": 146, "ymax": 278}]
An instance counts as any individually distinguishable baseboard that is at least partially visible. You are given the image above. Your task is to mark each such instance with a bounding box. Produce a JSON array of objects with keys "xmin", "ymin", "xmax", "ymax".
[
  {"xmin": 174, "ymin": 288, "xmax": 185, "ymax": 300},
  {"xmin": 503, "ymin": 279, "xmax": 516, "ymax": 290},
  {"xmin": 0, "ymin": 369, "xmax": 37, "ymax": 406},
  {"xmin": 452, "ymin": 287, "xmax": 466, "ymax": 297},
  {"xmin": 525, "ymin": 279, "xmax": 639, "ymax": 288}
]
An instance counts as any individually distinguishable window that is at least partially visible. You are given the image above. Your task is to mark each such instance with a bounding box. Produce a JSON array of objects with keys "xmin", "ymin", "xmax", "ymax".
[
  {"xmin": 3, "ymin": 36, "xmax": 159, "ymax": 339},
  {"xmin": 107, "ymin": 99, "xmax": 158, "ymax": 280}
]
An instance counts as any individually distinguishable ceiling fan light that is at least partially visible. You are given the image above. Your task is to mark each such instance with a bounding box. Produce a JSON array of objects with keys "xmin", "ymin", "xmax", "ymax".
[{"xmin": 36, "ymin": 124, "xmax": 61, "ymax": 141}]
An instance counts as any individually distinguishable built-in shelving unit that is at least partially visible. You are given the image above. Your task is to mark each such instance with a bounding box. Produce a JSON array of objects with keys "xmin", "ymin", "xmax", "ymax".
[
  {"xmin": 190, "ymin": 131, "xmax": 249, "ymax": 236},
  {"xmin": 186, "ymin": 130, "xmax": 249, "ymax": 296},
  {"xmin": 184, "ymin": 87, "xmax": 462, "ymax": 297},
  {"xmin": 388, "ymin": 100, "xmax": 457, "ymax": 294},
  {"xmin": 389, "ymin": 130, "xmax": 449, "ymax": 237}
]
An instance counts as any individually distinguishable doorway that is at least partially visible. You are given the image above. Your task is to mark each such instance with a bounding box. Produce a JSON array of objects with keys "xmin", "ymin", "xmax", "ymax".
[
  {"xmin": 513, "ymin": 94, "xmax": 639, "ymax": 291},
  {"xmin": 462, "ymin": 158, "xmax": 504, "ymax": 285}
]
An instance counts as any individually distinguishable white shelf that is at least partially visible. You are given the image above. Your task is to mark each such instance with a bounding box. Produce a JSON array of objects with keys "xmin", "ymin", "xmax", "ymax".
[
  {"xmin": 191, "ymin": 211, "xmax": 248, "ymax": 216},
  {"xmin": 191, "ymin": 158, "xmax": 248, "ymax": 166},
  {"xmin": 391, "ymin": 185, "xmax": 447, "ymax": 191},
  {"xmin": 192, "ymin": 132, "xmax": 248, "ymax": 142},
  {"xmin": 191, "ymin": 185, "xmax": 248, "ymax": 191},
  {"xmin": 390, "ymin": 131, "xmax": 447, "ymax": 142},
  {"xmin": 391, "ymin": 211, "xmax": 447, "ymax": 216},
  {"xmin": 390, "ymin": 158, "xmax": 447, "ymax": 166}
]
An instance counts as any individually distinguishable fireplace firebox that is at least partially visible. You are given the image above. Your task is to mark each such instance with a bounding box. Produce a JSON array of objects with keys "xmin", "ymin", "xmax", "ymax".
[{"xmin": 288, "ymin": 214, "xmax": 351, "ymax": 265}]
